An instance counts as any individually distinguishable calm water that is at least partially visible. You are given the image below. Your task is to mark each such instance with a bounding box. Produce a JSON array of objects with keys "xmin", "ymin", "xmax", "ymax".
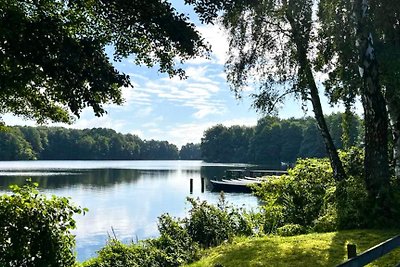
[{"xmin": 0, "ymin": 160, "xmax": 260, "ymax": 262}]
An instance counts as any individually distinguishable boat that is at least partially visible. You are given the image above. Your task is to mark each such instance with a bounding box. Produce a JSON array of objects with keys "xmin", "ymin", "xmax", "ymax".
[
  {"xmin": 209, "ymin": 179, "xmax": 261, "ymax": 193},
  {"xmin": 210, "ymin": 169, "xmax": 287, "ymax": 193}
]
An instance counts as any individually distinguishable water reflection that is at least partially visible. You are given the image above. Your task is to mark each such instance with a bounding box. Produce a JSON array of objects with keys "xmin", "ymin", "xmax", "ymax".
[{"xmin": 0, "ymin": 160, "xmax": 260, "ymax": 262}]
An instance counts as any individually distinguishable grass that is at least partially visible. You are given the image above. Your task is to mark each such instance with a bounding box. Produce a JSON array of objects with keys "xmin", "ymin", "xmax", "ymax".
[{"xmin": 186, "ymin": 229, "xmax": 400, "ymax": 267}]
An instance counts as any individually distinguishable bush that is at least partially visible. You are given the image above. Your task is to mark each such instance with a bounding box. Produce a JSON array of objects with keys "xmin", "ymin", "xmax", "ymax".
[
  {"xmin": 276, "ymin": 224, "xmax": 306, "ymax": 236},
  {"xmin": 149, "ymin": 214, "xmax": 200, "ymax": 266},
  {"xmin": 252, "ymin": 158, "xmax": 334, "ymax": 233},
  {"xmin": 252, "ymin": 147, "xmax": 371, "ymax": 233},
  {"xmin": 84, "ymin": 214, "xmax": 200, "ymax": 267},
  {"xmin": 82, "ymin": 239, "xmax": 143, "ymax": 267},
  {"xmin": 85, "ymin": 194, "xmax": 254, "ymax": 266},
  {"xmin": 185, "ymin": 194, "xmax": 253, "ymax": 248},
  {"xmin": 0, "ymin": 181, "xmax": 86, "ymax": 266}
]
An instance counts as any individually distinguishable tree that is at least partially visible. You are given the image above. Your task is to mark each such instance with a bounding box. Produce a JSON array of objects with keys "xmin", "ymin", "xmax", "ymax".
[
  {"xmin": 180, "ymin": 143, "xmax": 202, "ymax": 160},
  {"xmin": 0, "ymin": 127, "xmax": 36, "ymax": 160},
  {"xmin": 299, "ymin": 122, "xmax": 326, "ymax": 158},
  {"xmin": 318, "ymin": 0, "xmax": 398, "ymax": 218},
  {"xmin": 0, "ymin": 0, "xmax": 209, "ymax": 123},
  {"xmin": 248, "ymin": 117, "xmax": 283, "ymax": 166},
  {"xmin": 280, "ymin": 120, "xmax": 303, "ymax": 163},
  {"xmin": 201, "ymin": 125, "xmax": 232, "ymax": 163},
  {"xmin": 186, "ymin": 0, "xmax": 346, "ymax": 181}
]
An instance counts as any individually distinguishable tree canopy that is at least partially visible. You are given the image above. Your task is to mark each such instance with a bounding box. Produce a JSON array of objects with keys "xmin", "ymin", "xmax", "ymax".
[
  {"xmin": 0, "ymin": 126, "xmax": 180, "ymax": 160},
  {"xmin": 0, "ymin": 0, "xmax": 209, "ymax": 123},
  {"xmin": 201, "ymin": 113, "xmax": 362, "ymax": 165},
  {"xmin": 186, "ymin": 0, "xmax": 347, "ymax": 181}
]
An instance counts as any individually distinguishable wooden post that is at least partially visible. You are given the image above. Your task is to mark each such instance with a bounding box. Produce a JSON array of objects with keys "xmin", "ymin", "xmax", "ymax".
[
  {"xmin": 201, "ymin": 177, "xmax": 205, "ymax": 193},
  {"xmin": 190, "ymin": 178, "xmax": 193, "ymax": 194},
  {"xmin": 347, "ymin": 244, "xmax": 357, "ymax": 259}
]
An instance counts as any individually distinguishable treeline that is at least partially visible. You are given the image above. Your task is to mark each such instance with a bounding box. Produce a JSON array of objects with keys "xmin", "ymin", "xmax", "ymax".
[
  {"xmin": 1, "ymin": 113, "xmax": 360, "ymax": 162},
  {"xmin": 201, "ymin": 113, "xmax": 362, "ymax": 165},
  {"xmin": 0, "ymin": 127, "xmax": 200, "ymax": 160}
]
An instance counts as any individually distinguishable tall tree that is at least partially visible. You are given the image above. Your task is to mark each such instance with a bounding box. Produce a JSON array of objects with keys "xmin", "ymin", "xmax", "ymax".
[
  {"xmin": 318, "ymin": 0, "xmax": 397, "ymax": 218},
  {"xmin": 180, "ymin": 143, "xmax": 202, "ymax": 160},
  {"xmin": 355, "ymin": 0, "xmax": 391, "ymax": 216},
  {"xmin": 186, "ymin": 0, "xmax": 346, "ymax": 181},
  {"xmin": 370, "ymin": 1, "xmax": 400, "ymax": 179},
  {"xmin": 0, "ymin": 0, "xmax": 209, "ymax": 123}
]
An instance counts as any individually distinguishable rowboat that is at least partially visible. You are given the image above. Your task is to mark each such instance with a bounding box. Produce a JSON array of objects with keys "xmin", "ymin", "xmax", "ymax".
[
  {"xmin": 209, "ymin": 179, "xmax": 260, "ymax": 193},
  {"xmin": 210, "ymin": 169, "xmax": 287, "ymax": 193}
]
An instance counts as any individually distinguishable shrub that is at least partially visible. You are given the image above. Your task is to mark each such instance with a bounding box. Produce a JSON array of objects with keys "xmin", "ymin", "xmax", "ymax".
[
  {"xmin": 252, "ymin": 158, "xmax": 334, "ymax": 233},
  {"xmin": 82, "ymin": 238, "xmax": 170, "ymax": 267},
  {"xmin": 84, "ymin": 214, "xmax": 200, "ymax": 267},
  {"xmin": 185, "ymin": 194, "xmax": 253, "ymax": 248},
  {"xmin": 85, "ymin": 194, "xmax": 254, "ymax": 266},
  {"xmin": 252, "ymin": 147, "xmax": 372, "ymax": 233},
  {"xmin": 276, "ymin": 224, "xmax": 306, "ymax": 236},
  {"xmin": 316, "ymin": 148, "xmax": 368, "ymax": 230},
  {"xmin": 0, "ymin": 181, "xmax": 86, "ymax": 266},
  {"xmin": 149, "ymin": 214, "xmax": 200, "ymax": 266}
]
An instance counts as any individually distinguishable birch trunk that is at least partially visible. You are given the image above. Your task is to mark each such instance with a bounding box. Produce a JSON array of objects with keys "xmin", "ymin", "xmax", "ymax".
[
  {"xmin": 355, "ymin": 0, "xmax": 391, "ymax": 217},
  {"xmin": 386, "ymin": 87, "xmax": 400, "ymax": 179}
]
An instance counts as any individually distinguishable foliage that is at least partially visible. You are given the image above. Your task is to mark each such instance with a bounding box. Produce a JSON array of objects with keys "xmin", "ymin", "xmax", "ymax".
[
  {"xmin": 251, "ymin": 147, "xmax": 374, "ymax": 233},
  {"xmin": 0, "ymin": 127, "xmax": 36, "ymax": 160},
  {"xmin": 0, "ymin": 181, "xmax": 86, "ymax": 266},
  {"xmin": 84, "ymin": 196, "xmax": 254, "ymax": 266},
  {"xmin": 180, "ymin": 143, "xmax": 202, "ymax": 160},
  {"xmin": 252, "ymin": 158, "xmax": 334, "ymax": 233},
  {"xmin": 0, "ymin": 126, "xmax": 180, "ymax": 160},
  {"xmin": 276, "ymin": 224, "xmax": 307, "ymax": 237},
  {"xmin": 83, "ymin": 214, "xmax": 200, "ymax": 267},
  {"xmin": 187, "ymin": 230, "xmax": 400, "ymax": 267},
  {"xmin": 0, "ymin": 0, "xmax": 209, "ymax": 124},
  {"xmin": 201, "ymin": 113, "xmax": 362, "ymax": 165},
  {"xmin": 318, "ymin": 0, "xmax": 397, "ymax": 217},
  {"xmin": 185, "ymin": 195, "xmax": 253, "ymax": 248},
  {"xmin": 187, "ymin": 0, "xmax": 350, "ymax": 182},
  {"xmin": 82, "ymin": 239, "xmax": 143, "ymax": 267},
  {"xmin": 0, "ymin": 114, "xmax": 361, "ymax": 162},
  {"xmin": 149, "ymin": 214, "xmax": 200, "ymax": 266}
]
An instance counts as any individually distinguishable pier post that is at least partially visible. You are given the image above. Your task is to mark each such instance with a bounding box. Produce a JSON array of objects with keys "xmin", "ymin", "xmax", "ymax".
[
  {"xmin": 347, "ymin": 244, "xmax": 357, "ymax": 259},
  {"xmin": 201, "ymin": 177, "xmax": 205, "ymax": 193},
  {"xmin": 190, "ymin": 178, "xmax": 193, "ymax": 194}
]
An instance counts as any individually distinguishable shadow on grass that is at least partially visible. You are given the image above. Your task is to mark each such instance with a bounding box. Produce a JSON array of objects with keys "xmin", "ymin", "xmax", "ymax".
[
  {"xmin": 193, "ymin": 230, "xmax": 400, "ymax": 267},
  {"xmin": 203, "ymin": 234, "xmax": 338, "ymax": 267},
  {"xmin": 326, "ymin": 229, "xmax": 400, "ymax": 266}
]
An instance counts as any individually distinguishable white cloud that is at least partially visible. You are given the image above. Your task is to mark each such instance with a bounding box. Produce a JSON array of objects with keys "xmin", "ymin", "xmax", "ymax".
[
  {"xmin": 124, "ymin": 65, "xmax": 227, "ymax": 120},
  {"xmin": 197, "ymin": 24, "xmax": 229, "ymax": 65}
]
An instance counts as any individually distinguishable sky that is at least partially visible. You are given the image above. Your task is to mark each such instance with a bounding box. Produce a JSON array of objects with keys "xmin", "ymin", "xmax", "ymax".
[{"xmin": 2, "ymin": 1, "xmax": 351, "ymax": 148}]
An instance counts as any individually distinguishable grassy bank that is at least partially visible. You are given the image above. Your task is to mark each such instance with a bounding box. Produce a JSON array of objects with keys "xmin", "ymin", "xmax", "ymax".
[{"xmin": 187, "ymin": 230, "xmax": 400, "ymax": 267}]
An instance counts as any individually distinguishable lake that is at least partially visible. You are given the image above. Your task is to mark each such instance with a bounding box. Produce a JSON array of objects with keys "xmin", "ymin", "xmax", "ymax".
[{"xmin": 0, "ymin": 160, "xmax": 261, "ymax": 262}]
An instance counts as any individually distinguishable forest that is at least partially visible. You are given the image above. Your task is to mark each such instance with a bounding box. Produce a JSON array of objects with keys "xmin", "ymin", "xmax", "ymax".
[
  {"xmin": 201, "ymin": 113, "xmax": 362, "ymax": 165},
  {"xmin": 0, "ymin": 126, "xmax": 182, "ymax": 160},
  {"xmin": 0, "ymin": 112, "xmax": 361, "ymax": 165}
]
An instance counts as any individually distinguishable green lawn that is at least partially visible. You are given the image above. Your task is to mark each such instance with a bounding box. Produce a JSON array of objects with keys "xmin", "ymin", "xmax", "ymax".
[{"xmin": 187, "ymin": 230, "xmax": 400, "ymax": 267}]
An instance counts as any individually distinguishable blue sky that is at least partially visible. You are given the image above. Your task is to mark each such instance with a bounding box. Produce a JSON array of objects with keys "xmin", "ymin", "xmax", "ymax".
[{"xmin": 3, "ymin": 1, "xmax": 351, "ymax": 148}]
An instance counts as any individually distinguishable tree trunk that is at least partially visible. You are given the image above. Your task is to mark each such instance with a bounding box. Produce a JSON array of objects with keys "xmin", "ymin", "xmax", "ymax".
[
  {"xmin": 389, "ymin": 114, "xmax": 400, "ymax": 179},
  {"xmin": 390, "ymin": 114, "xmax": 400, "ymax": 179},
  {"xmin": 306, "ymin": 65, "xmax": 347, "ymax": 182},
  {"xmin": 355, "ymin": 0, "xmax": 391, "ymax": 219},
  {"xmin": 286, "ymin": 13, "xmax": 347, "ymax": 182},
  {"xmin": 286, "ymin": 11, "xmax": 346, "ymax": 182},
  {"xmin": 386, "ymin": 86, "xmax": 400, "ymax": 179}
]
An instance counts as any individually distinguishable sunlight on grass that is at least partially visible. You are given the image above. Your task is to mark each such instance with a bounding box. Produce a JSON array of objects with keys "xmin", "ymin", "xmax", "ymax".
[{"xmin": 187, "ymin": 230, "xmax": 400, "ymax": 267}]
